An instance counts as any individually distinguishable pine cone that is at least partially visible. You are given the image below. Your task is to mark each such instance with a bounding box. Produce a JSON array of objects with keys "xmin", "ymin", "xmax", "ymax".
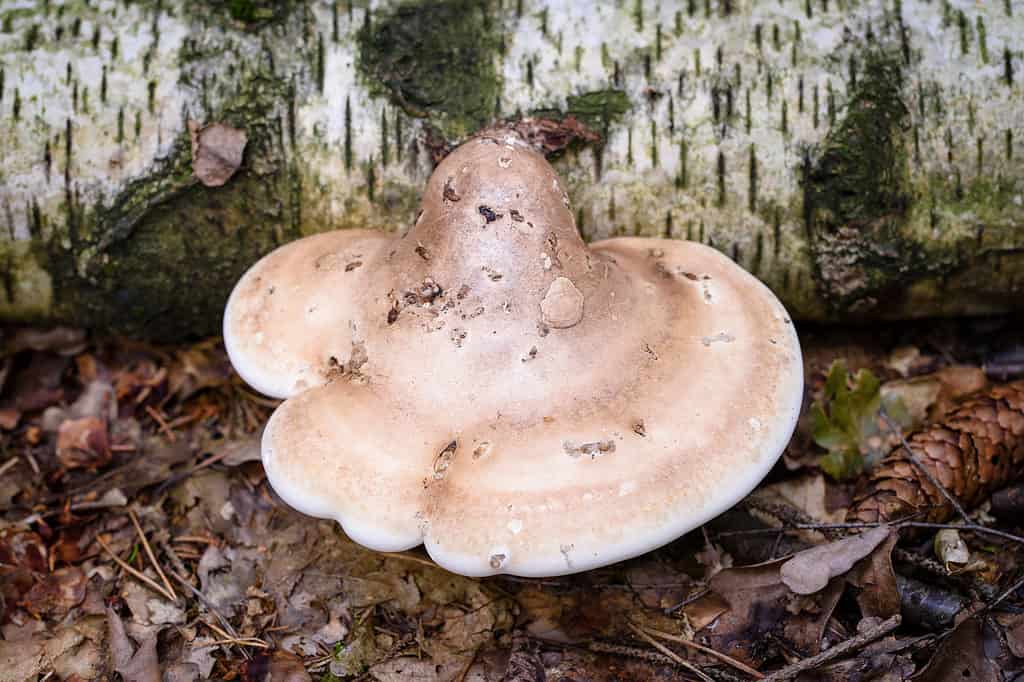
[{"xmin": 852, "ymin": 380, "xmax": 1024, "ymax": 523}]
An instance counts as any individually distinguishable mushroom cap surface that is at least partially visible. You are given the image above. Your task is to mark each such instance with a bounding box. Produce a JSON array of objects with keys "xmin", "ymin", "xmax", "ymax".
[{"xmin": 223, "ymin": 136, "xmax": 803, "ymax": 577}]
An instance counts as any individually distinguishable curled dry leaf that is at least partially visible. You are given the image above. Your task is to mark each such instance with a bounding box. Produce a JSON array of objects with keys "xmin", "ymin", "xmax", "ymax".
[
  {"xmin": 189, "ymin": 120, "xmax": 247, "ymax": 187},
  {"xmin": 56, "ymin": 416, "xmax": 111, "ymax": 470},
  {"xmin": 933, "ymin": 529, "xmax": 970, "ymax": 567},
  {"xmin": 780, "ymin": 526, "xmax": 892, "ymax": 595},
  {"xmin": 0, "ymin": 528, "xmax": 48, "ymax": 572},
  {"xmin": 168, "ymin": 341, "xmax": 233, "ymax": 401}
]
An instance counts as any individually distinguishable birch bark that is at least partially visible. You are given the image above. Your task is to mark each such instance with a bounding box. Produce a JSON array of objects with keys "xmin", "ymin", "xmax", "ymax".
[{"xmin": 0, "ymin": 0, "xmax": 1021, "ymax": 337}]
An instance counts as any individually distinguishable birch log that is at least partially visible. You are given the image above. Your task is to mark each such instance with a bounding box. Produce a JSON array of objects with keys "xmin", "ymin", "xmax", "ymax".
[{"xmin": 0, "ymin": 0, "xmax": 1021, "ymax": 338}]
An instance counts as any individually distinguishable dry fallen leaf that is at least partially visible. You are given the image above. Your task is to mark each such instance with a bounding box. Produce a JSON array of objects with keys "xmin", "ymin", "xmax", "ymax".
[
  {"xmin": 22, "ymin": 566, "xmax": 87, "ymax": 618},
  {"xmin": 880, "ymin": 366, "xmax": 988, "ymax": 427},
  {"xmin": 107, "ymin": 607, "xmax": 161, "ymax": 682},
  {"xmin": 699, "ymin": 559, "xmax": 843, "ymax": 666},
  {"xmin": 847, "ymin": 530, "xmax": 900, "ymax": 619},
  {"xmin": 56, "ymin": 416, "xmax": 111, "ymax": 470},
  {"xmin": 915, "ymin": 617, "xmax": 1002, "ymax": 681},
  {"xmin": 753, "ymin": 473, "xmax": 848, "ymax": 524},
  {"xmin": 780, "ymin": 526, "xmax": 892, "ymax": 595},
  {"xmin": 189, "ymin": 120, "xmax": 247, "ymax": 187},
  {"xmin": 241, "ymin": 650, "xmax": 311, "ymax": 682}
]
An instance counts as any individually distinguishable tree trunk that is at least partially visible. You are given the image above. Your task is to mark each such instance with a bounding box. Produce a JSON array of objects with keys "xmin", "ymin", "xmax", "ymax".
[{"xmin": 1, "ymin": 0, "xmax": 1021, "ymax": 339}]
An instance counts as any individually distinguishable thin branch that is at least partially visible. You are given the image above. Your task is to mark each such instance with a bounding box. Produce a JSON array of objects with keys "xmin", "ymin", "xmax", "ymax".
[
  {"xmin": 0, "ymin": 457, "xmax": 19, "ymax": 477},
  {"xmin": 145, "ymin": 405, "xmax": 177, "ymax": 443},
  {"xmin": 197, "ymin": 636, "xmax": 270, "ymax": 649},
  {"xmin": 96, "ymin": 535, "xmax": 176, "ymax": 602},
  {"xmin": 169, "ymin": 569, "xmax": 251, "ymax": 661},
  {"xmin": 715, "ymin": 520, "xmax": 1024, "ymax": 547},
  {"xmin": 127, "ymin": 509, "xmax": 177, "ymax": 602},
  {"xmin": 628, "ymin": 622, "xmax": 715, "ymax": 682},
  {"xmin": 900, "ymin": 521, "xmax": 1024, "ymax": 546},
  {"xmin": 760, "ymin": 615, "xmax": 901, "ymax": 682},
  {"xmin": 664, "ymin": 587, "xmax": 711, "ymax": 615},
  {"xmin": 639, "ymin": 624, "xmax": 764, "ymax": 679}
]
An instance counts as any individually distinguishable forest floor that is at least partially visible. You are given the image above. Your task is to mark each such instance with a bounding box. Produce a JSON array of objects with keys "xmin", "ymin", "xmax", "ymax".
[{"xmin": 0, "ymin": 317, "xmax": 1022, "ymax": 682}]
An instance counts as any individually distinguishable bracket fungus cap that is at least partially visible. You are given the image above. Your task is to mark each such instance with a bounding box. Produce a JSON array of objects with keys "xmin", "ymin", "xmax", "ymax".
[{"xmin": 223, "ymin": 135, "xmax": 803, "ymax": 577}]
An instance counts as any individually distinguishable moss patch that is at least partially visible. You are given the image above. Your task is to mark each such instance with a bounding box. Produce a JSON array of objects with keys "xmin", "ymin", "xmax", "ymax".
[
  {"xmin": 564, "ymin": 89, "xmax": 631, "ymax": 131},
  {"xmin": 225, "ymin": 0, "xmax": 289, "ymax": 24},
  {"xmin": 801, "ymin": 49, "xmax": 956, "ymax": 313},
  {"xmin": 804, "ymin": 51, "xmax": 910, "ymax": 236},
  {"xmin": 356, "ymin": 0, "xmax": 502, "ymax": 140},
  {"xmin": 0, "ymin": 240, "xmax": 53, "ymax": 321}
]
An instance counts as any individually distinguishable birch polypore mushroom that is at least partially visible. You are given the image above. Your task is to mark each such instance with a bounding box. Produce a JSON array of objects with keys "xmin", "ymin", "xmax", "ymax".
[{"xmin": 223, "ymin": 136, "xmax": 803, "ymax": 577}]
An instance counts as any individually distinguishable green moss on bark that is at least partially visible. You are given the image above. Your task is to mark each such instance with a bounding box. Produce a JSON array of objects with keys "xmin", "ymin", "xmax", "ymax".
[
  {"xmin": 804, "ymin": 51, "xmax": 910, "ymax": 236},
  {"xmin": 801, "ymin": 49, "xmax": 957, "ymax": 313},
  {"xmin": 356, "ymin": 0, "xmax": 502, "ymax": 140},
  {"xmin": 564, "ymin": 89, "xmax": 631, "ymax": 130}
]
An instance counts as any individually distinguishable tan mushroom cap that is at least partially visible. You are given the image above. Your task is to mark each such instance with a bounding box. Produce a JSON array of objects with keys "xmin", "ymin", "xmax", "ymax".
[{"xmin": 224, "ymin": 135, "xmax": 803, "ymax": 577}]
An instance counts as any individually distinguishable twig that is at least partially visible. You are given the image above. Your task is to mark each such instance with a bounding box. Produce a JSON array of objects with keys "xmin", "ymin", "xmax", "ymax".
[
  {"xmin": 715, "ymin": 520, "xmax": 1024, "ymax": 547},
  {"xmin": 380, "ymin": 550, "xmax": 443, "ymax": 569},
  {"xmin": 197, "ymin": 637, "xmax": 270, "ymax": 649},
  {"xmin": 154, "ymin": 448, "xmax": 236, "ymax": 496},
  {"xmin": 880, "ymin": 410, "xmax": 970, "ymax": 523},
  {"xmin": 157, "ymin": 537, "xmax": 193, "ymax": 585},
  {"xmin": 128, "ymin": 509, "xmax": 178, "ymax": 602},
  {"xmin": 173, "ymin": 534, "xmax": 219, "ymax": 545},
  {"xmin": 0, "ymin": 457, "xmax": 19, "ymax": 477},
  {"xmin": 956, "ymin": 572, "xmax": 1024, "ymax": 622},
  {"xmin": 454, "ymin": 646, "xmax": 479, "ymax": 682},
  {"xmin": 760, "ymin": 615, "xmax": 901, "ymax": 682},
  {"xmin": 628, "ymin": 623, "xmax": 714, "ymax": 682},
  {"xmin": 145, "ymin": 405, "xmax": 176, "ymax": 443},
  {"xmin": 168, "ymin": 570, "xmax": 237, "ymax": 636},
  {"xmin": 639, "ymin": 624, "xmax": 764, "ymax": 679},
  {"xmin": 901, "ymin": 521, "xmax": 1024, "ymax": 546},
  {"xmin": 96, "ymin": 535, "xmax": 176, "ymax": 602},
  {"xmin": 744, "ymin": 500, "xmax": 842, "ymax": 541},
  {"xmin": 589, "ymin": 641, "xmax": 685, "ymax": 669},
  {"xmin": 665, "ymin": 587, "xmax": 711, "ymax": 614},
  {"xmin": 169, "ymin": 569, "xmax": 251, "ymax": 661}
]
